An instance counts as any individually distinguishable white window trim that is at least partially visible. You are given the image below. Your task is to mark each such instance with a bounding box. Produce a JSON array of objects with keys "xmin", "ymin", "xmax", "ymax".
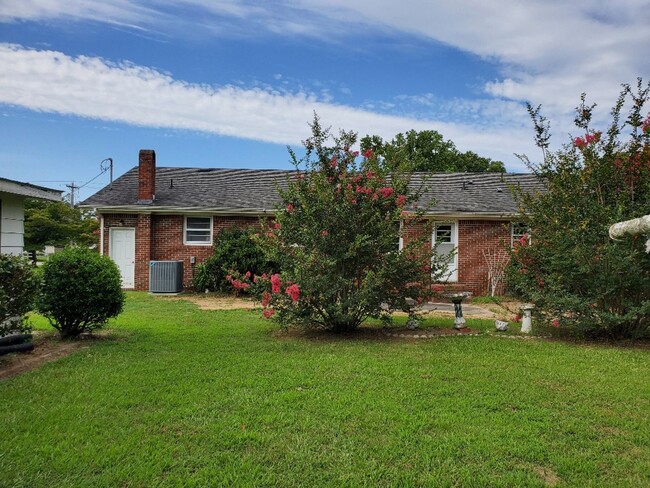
[
  {"xmin": 511, "ymin": 222, "xmax": 531, "ymax": 247},
  {"xmin": 433, "ymin": 221, "xmax": 458, "ymax": 283},
  {"xmin": 183, "ymin": 216, "xmax": 213, "ymax": 246},
  {"xmin": 398, "ymin": 219, "xmax": 404, "ymax": 251}
]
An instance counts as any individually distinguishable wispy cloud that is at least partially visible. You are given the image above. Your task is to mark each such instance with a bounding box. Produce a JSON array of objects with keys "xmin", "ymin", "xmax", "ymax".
[
  {"xmin": 2, "ymin": 1, "xmax": 647, "ymax": 164},
  {"xmin": 0, "ymin": 44, "xmax": 538, "ymax": 169}
]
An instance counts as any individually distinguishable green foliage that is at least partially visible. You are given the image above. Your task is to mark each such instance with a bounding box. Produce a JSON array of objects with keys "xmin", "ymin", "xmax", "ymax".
[
  {"xmin": 37, "ymin": 247, "xmax": 125, "ymax": 338},
  {"xmin": 236, "ymin": 116, "xmax": 449, "ymax": 332},
  {"xmin": 24, "ymin": 199, "xmax": 99, "ymax": 251},
  {"xmin": 193, "ymin": 227, "xmax": 277, "ymax": 292},
  {"xmin": 507, "ymin": 80, "xmax": 650, "ymax": 338},
  {"xmin": 360, "ymin": 129, "xmax": 505, "ymax": 173},
  {"xmin": 0, "ymin": 255, "xmax": 39, "ymax": 336}
]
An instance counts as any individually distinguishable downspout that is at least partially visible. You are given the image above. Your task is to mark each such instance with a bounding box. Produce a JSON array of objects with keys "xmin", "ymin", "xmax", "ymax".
[{"xmin": 99, "ymin": 213, "xmax": 104, "ymax": 255}]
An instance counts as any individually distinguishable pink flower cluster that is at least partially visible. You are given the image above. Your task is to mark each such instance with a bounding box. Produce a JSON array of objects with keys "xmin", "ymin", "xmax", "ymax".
[
  {"xmin": 285, "ymin": 283, "xmax": 300, "ymax": 302},
  {"xmin": 376, "ymin": 187, "xmax": 394, "ymax": 198},
  {"xmin": 574, "ymin": 131, "xmax": 601, "ymax": 148}
]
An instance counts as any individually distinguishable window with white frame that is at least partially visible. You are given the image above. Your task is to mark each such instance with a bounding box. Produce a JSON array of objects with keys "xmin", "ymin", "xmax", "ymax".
[
  {"xmin": 511, "ymin": 222, "xmax": 531, "ymax": 246},
  {"xmin": 184, "ymin": 216, "xmax": 212, "ymax": 245}
]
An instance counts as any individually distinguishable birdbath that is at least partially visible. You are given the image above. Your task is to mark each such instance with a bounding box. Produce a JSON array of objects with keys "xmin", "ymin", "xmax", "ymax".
[
  {"xmin": 448, "ymin": 292, "xmax": 472, "ymax": 329},
  {"xmin": 520, "ymin": 304, "xmax": 534, "ymax": 334}
]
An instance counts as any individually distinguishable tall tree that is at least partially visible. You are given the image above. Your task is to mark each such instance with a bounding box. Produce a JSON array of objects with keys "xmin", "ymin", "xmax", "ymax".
[
  {"xmin": 24, "ymin": 199, "xmax": 99, "ymax": 251},
  {"xmin": 228, "ymin": 117, "xmax": 449, "ymax": 332},
  {"xmin": 360, "ymin": 129, "xmax": 505, "ymax": 173}
]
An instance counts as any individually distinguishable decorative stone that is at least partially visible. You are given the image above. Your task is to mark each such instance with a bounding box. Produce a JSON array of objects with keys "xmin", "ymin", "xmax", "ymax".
[
  {"xmin": 495, "ymin": 319, "xmax": 509, "ymax": 331},
  {"xmin": 406, "ymin": 316, "xmax": 420, "ymax": 330}
]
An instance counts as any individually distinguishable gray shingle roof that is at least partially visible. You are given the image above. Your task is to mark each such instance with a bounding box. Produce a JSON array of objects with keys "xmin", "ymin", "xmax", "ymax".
[{"xmin": 80, "ymin": 167, "xmax": 544, "ymax": 216}]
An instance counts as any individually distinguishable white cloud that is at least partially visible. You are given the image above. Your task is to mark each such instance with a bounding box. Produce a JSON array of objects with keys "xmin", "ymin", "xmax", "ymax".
[
  {"xmin": 3, "ymin": 1, "xmax": 647, "ymax": 165},
  {"xmin": 0, "ymin": 44, "xmax": 537, "ymax": 169}
]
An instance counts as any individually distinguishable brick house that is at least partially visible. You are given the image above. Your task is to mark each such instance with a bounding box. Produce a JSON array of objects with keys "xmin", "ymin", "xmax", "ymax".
[{"xmin": 80, "ymin": 150, "xmax": 543, "ymax": 295}]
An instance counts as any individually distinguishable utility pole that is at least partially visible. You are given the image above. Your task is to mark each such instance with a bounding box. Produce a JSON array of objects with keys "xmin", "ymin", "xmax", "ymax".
[{"xmin": 66, "ymin": 182, "xmax": 79, "ymax": 207}]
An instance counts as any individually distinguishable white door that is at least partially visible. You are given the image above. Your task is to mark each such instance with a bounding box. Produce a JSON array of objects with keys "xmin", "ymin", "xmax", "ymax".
[
  {"xmin": 110, "ymin": 228, "xmax": 135, "ymax": 288},
  {"xmin": 433, "ymin": 222, "xmax": 458, "ymax": 282}
]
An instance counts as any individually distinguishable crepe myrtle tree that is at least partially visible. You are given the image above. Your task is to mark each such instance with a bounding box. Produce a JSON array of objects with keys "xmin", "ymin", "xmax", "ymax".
[
  {"xmin": 229, "ymin": 116, "xmax": 450, "ymax": 332},
  {"xmin": 507, "ymin": 80, "xmax": 650, "ymax": 338}
]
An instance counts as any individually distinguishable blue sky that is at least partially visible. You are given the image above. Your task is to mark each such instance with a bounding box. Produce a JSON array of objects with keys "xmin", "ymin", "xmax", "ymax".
[{"xmin": 1, "ymin": 1, "xmax": 649, "ymax": 202}]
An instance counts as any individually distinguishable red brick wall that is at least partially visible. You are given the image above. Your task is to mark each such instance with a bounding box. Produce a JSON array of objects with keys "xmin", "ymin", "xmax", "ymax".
[
  {"xmin": 457, "ymin": 220, "xmax": 511, "ymax": 296},
  {"xmin": 402, "ymin": 218, "xmax": 511, "ymax": 297},
  {"xmin": 101, "ymin": 213, "xmax": 259, "ymax": 290},
  {"xmin": 102, "ymin": 212, "xmax": 511, "ymax": 295}
]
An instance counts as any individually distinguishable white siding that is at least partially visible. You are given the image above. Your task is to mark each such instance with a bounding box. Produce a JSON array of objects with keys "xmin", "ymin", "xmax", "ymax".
[{"xmin": 0, "ymin": 192, "xmax": 25, "ymax": 256}]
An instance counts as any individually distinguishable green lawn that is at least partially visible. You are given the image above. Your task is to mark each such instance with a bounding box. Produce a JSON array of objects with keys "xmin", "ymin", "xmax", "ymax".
[{"xmin": 1, "ymin": 293, "xmax": 649, "ymax": 487}]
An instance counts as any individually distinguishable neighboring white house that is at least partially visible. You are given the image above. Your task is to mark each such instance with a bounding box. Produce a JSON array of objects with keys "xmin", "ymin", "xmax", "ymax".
[{"xmin": 0, "ymin": 178, "xmax": 62, "ymax": 256}]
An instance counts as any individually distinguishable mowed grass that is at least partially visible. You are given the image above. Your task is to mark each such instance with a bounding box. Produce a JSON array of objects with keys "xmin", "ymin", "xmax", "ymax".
[{"xmin": 1, "ymin": 293, "xmax": 649, "ymax": 487}]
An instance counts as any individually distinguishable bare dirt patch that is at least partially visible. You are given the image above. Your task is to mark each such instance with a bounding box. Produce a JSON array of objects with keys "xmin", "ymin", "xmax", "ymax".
[
  {"xmin": 160, "ymin": 293, "xmax": 502, "ymax": 319},
  {"xmin": 0, "ymin": 330, "xmax": 113, "ymax": 381},
  {"xmin": 159, "ymin": 293, "xmax": 257, "ymax": 310},
  {"xmin": 532, "ymin": 465, "xmax": 561, "ymax": 486}
]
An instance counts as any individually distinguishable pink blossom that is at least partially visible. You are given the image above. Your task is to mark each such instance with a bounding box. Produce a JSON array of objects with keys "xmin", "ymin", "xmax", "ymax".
[
  {"xmin": 245, "ymin": 271, "xmax": 251, "ymax": 278},
  {"xmin": 261, "ymin": 291, "xmax": 271, "ymax": 307},
  {"xmin": 584, "ymin": 132, "xmax": 601, "ymax": 144},
  {"xmin": 232, "ymin": 279, "xmax": 250, "ymax": 290},
  {"xmin": 270, "ymin": 273, "xmax": 282, "ymax": 294},
  {"xmin": 396, "ymin": 194, "xmax": 407, "ymax": 206},
  {"xmin": 285, "ymin": 283, "xmax": 300, "ymax": 302},
  {"xmin": 377, "ymin": 187, "xmax": 394, "ymax": 198},
  {"xmin": 330, "ymin": 155, "xmax": 338, "ymax": 169},
  {"xmin": 273, "ymin": 222, "xmax": 281, "ymax": 230},
  {"xmin": 287, "ymin": 203, "xmax": 294, "ymax": 213},
  {"xmin": 350, "ymin": 198, "xmax": 357, "ymax": 204},
  {"xmin": 574, "ymin": 137, "xmax": 586, "ymax": 148},
  {"xmin": 226, "ymin": 274, "xmax": 232, "ymax": 282},
  {"xmin": 551, "ymin": 319, "xmax": 560, "ymax": 327},
  {"xmin": 321, "ymin": 229, "xmax": 329, "ymax": 236},
  {"xmin": 362, "ymin": 148, "xmax": 373, "ymax": 158},
  {"xmin": 262, "ymin": 308, "xmax": 275, "ymax": 319}
]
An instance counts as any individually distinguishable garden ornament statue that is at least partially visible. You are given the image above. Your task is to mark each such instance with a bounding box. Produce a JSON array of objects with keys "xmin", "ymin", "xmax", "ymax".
[
  {"xmin": 520, "ymin": 304, "xmax": 534, "ymax": 334},
  {"xmin": 448, "ymin": 292, "xmax": 471, "ymax": 329},
  {"xmin": 609, "ymin": 214, "xmax": 650, "ymax": 253}
]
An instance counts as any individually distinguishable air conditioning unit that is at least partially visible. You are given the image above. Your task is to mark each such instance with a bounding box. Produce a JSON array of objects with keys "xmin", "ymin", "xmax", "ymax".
[{"xmin": 149, "ymin": 261, "xmax": 184, "ymax": 293}]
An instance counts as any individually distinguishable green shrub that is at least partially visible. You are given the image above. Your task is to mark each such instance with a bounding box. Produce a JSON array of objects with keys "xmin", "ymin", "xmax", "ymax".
[
  {"xmin": 37, "ymin": 247, "xmax": 125, "ymax": 338},
  {"xmin": 0, "ymin": 255, "xmax": 39, "ymax": 336},
  {"xmin": 508, "ymin": 82, "xmax": 650, "ymax": 338},
  {"xmin": 193, "ymin": 227, "xmax": 277, "ymax": 293}
]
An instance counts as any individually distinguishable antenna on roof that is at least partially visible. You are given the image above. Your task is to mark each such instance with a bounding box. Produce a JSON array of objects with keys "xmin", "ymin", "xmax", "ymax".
[{"xmin": 101, "ymin": 158, "xmax": 113, "ymax": 189}]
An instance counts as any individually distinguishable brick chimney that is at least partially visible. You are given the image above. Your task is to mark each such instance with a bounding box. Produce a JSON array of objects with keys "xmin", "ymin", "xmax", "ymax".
[{"xmin": 138, "ymin": 149, "xmax": 156, "ymax": 203}]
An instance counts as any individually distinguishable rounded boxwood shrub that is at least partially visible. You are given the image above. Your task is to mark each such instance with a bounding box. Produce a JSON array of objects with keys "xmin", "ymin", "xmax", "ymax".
[
  {"xmin": 0, "ymin": 254, "xmax": 39, "ymax": 336},
  {"xmin": 37, "ymin": 247, "xmax": 125, "ymax": 338}
]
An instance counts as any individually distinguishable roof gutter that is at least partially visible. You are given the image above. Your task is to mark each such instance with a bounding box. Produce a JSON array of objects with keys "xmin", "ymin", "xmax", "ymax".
[{"xmin": 82, "ymin": 205, "xmax": 516, "ymax": 220}]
